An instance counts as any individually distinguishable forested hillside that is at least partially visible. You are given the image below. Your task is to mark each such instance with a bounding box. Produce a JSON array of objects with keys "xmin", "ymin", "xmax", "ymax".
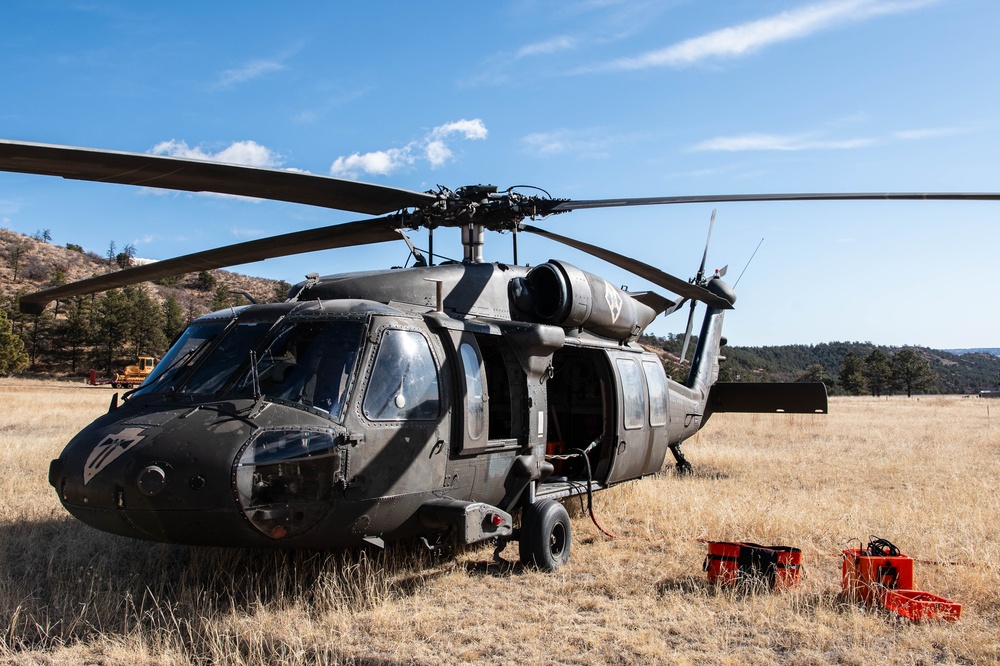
[
  {"xmin": 640, "ymin": 334, "xmax": 1000, "ymax": 396},
  {"xmin": 0, "ymin": 228, "xmax": 288, "ymax": 377},
  {"xmin": 1, "ymin": 228, "xmax": 997, "ymax": 394}
]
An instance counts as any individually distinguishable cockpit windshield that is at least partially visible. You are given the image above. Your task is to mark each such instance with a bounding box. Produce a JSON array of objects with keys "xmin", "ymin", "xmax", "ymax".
[
  {"xmin": 178, "ymin": 321, "xmax": 275, "ymax": 396},
  {"xmin": 131, "ymin": 319, "xmax": 230, "ymax": 397},
  {"xmin": 233, "ymin": 320, "xmax": 364, "ymax": 419}
]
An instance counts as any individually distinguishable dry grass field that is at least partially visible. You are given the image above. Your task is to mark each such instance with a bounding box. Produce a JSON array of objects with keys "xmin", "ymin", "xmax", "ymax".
[{"xmin": 1, "ymin": 379, "xmax": 997, "ymax": 665}]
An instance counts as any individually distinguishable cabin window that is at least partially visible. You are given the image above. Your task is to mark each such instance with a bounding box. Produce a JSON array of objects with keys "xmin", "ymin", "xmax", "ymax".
[
  {"xmin": 642, "ymin": 360, "xmax": 668, "ymax": 427},
  {"xmin": 460, "ymin": 341, "xmax": 486, "ymax": 440},
  {"xmin": 363, "ymin": 329, "xmax": 440, "ymax": 421},
  {"xmin": 616, "ymin": 357, "xmax": 646, "ymax": 430}
]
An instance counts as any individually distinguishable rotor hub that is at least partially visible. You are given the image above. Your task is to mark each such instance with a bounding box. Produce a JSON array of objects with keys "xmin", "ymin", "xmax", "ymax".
[{"xmin": 409, "ymin": 185, "xmax": 567, "ymax": 233}]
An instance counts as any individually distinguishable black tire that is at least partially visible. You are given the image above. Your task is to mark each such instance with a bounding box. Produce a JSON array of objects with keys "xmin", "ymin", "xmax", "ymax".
[{"xmin": 518, "ymin": 499, "xmax": 571, "ymax": 571}]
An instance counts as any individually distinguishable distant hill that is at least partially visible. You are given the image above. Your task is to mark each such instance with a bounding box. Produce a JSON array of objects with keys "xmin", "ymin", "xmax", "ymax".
[
  {"xmin": 0, "ymin": 228, "xmax": 288, "ymax": 376},
  {"xmin": 2, "ymin": 227, "xmax": 999, "ymax": 393},
  {"xmin": 640, "ymin": 337, "xmax": 1000, "ymax": 396},
  {"xmin": 945, "ymin": 348, "xmax": 1000, "ymax": 357},
  {"xmin": 0, "ymin": 228, "xmax": 287, "ymax": 309}
]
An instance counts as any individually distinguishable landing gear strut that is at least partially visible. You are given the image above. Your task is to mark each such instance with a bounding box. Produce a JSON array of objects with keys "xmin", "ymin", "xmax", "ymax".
[{"xmin": 669, "ymin": 442, "xmax": 692, "ymax": 475}]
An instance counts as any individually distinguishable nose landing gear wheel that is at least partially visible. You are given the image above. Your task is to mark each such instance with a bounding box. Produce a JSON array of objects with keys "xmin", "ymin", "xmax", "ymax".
[{"xmin": 519, "ymin": 499, "xmax": 571, "ymax": 571}]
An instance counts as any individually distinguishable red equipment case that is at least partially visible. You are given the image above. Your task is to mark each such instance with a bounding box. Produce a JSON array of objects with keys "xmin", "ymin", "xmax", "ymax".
[
  {"xmin": 705, "ymin": 542, "xmax": 802, "ymax": 590},
  {"xmin": 841, "ymin": 548, "xmax": 914, "ymax": 603},
  {"xmin": 882, "ymin": 589, "xmax": 962, "ymax": 622},
  {"xmin": 842, "ymin": 539, "xmax": 961, "ymax": 621}
]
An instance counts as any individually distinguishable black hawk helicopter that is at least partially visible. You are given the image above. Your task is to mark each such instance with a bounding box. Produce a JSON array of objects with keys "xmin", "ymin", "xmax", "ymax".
[{"xmin": 2, "ymin": 139, "xmax": 992, "ymax": 570}]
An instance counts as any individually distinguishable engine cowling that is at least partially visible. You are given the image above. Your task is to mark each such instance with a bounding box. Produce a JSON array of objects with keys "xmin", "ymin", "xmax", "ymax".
[{"xmin": 509, "ymin": 260, "xmax": 656, "ymax": 340}]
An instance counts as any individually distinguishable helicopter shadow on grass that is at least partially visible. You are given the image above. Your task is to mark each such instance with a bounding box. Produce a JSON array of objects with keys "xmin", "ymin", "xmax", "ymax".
[{"xmin": 0, "ymin": 514, "xmax": 447, "ymax": 655}]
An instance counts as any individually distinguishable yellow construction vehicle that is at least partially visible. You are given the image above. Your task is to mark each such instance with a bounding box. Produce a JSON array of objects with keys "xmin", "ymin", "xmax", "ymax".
[
  {"xmin": 89, "ymin": 356, "xmax": 157, "ymax": 389},
  {"xmin": 113, "ymin": 356, "xmax": 157, "ymax": 388}
]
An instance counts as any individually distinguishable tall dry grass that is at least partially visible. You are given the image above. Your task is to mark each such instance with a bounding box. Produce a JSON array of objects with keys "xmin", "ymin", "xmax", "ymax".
[{"xmin": 1, "ymin": 381, "xmax": 997, "ymax": 665}]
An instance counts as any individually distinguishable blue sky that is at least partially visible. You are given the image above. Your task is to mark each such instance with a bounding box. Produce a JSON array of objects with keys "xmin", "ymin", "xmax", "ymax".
[{"xmin": 1, "ymin": 0, "xmax": 997, "ymax": 348}]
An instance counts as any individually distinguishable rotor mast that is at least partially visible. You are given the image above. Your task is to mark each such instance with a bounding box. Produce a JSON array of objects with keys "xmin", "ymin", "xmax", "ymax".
[{"xmin": 462, "ymin": 223, "xmax": 486, "ymax": 263}]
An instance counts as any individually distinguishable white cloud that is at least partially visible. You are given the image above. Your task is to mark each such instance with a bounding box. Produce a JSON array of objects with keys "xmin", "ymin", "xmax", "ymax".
[
  {"xmin": 329, "ymin": 119, "xmax": 488, "ymax": 178},
  {"xmin": 692, "ymin": 123, "xmax": 969, "ymax": 152},
  {"xmin": 430, "ymin": 118, "xmax": 488, "ymax": 141},
  {"xmin": 892, "ymin": 126, "xmax": 968, "ymax": 141},
  {"xmin": 692, "ymin": 132, "xmax": 878, "ymax": 152},
  {"xmin": 330, "ymin": 148, "xmax": 414, "ymax": 178},
  {"xmin": 578, "ymin": 0, "xmax": 938, "ymax": 72},
  {"xmin": 229, "ymin": 226, "xmax": 268, "ymax": 240},
  {"xmin": 516, "ymin": 36, "xmax": 579, "ymax": 59},
  {"xmin": 217, "ymin": 59, "xmax": 285, "ymax": 88},
  {"xmin": 149, "ymin": 139, "xmax": 284, "ymax": 168},
  {"xmin": 520, "ymin": 127, "xmax": 635, "ymax": 160}
]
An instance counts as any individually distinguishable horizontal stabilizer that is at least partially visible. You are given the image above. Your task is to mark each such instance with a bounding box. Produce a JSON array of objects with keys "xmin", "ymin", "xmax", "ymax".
[
  {"xmin": 629, "ymin": 291, "xmax": 679, "ymax": 315},
  {"xmin": 708, "ymin": 382, "xmax": 828, "ymax": 414}
]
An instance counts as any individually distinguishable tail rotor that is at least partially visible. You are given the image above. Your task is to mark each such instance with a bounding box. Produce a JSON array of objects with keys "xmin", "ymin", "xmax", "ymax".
[{"xmin": 679, "ymin": 209, "xmax": 717, "ymax": 366}]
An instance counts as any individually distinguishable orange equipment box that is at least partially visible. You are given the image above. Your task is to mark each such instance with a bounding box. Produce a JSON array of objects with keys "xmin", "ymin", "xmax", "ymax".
[
  {"xmin": 705, "ymin": 542, "xmax": 802, "ymax": 590},
  {"xmin": 841, "ymin": 548, "xmax": 914, "ymax": 603},
  {"xmin": 882, "ymin": 589, "xmax": 962, "ymax": 622}
]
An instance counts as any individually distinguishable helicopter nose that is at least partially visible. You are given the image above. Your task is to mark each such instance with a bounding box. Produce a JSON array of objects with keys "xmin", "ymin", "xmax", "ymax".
[
  {"xmin": 51, "ymin": 404, "xmax": 258, "ymax": 543},
  {"xmin": 52, "ymin": 402, "xmax": 348, "ymax": 546}
]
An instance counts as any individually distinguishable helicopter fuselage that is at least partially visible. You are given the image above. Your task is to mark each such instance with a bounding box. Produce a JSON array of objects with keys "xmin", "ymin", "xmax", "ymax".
[{"xmin": 48, "ymin": 261, "xmax": 724, "ymax": 549}]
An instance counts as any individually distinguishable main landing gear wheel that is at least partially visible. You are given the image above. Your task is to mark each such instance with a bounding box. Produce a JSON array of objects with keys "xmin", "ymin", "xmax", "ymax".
[{"xmin": 518, "ymin": 499, "xmax": 571, "ymax": 571}]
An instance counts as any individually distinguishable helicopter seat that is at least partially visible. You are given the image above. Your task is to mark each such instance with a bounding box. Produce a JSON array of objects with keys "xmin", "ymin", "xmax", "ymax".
[{"xmin": 258, "ymin": 357, "xmax": 296, "ymax": 386}]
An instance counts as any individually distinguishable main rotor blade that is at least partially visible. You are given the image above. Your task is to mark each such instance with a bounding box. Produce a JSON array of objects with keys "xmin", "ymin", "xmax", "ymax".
[
  {"xmin": 696, "ymin": 208, "xmax": 716, "ymax": 283},
  {"xmin": 0, "ymin": 140, "xmax": 436, "ymax": 215},
  {"xmin": 548, "ymin": 191, "xmax": 1000, "ymax": 212},
  {"xmin": 19, "ymin": 216, "xmax": 402, "ymax": 314},
  {"xmin": 520, "ymin": 224, "xmax": 734, "ymax": 309}
]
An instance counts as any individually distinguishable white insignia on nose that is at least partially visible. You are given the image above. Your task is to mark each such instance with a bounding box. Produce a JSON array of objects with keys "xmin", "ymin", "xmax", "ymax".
[{"xmin": 83, "ymin": 427, "xmax": 147, "ymax": 485}]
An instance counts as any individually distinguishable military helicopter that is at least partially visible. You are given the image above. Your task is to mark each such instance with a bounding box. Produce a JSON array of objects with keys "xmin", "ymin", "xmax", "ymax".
[{"xmin": 2, "ymin": 139, "xmax": 993, "ymax": 571}]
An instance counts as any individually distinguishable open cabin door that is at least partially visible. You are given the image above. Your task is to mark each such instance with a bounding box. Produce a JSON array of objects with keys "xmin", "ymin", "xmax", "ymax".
[{"xmin": 451, "ymin": 332, "xmax": 526, "ymax": 455}]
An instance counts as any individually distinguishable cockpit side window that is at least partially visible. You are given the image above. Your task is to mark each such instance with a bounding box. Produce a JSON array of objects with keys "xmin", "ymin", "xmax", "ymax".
[{"xmin": 363, "ymin": 329, "xmax": 440, "ymax": 421}]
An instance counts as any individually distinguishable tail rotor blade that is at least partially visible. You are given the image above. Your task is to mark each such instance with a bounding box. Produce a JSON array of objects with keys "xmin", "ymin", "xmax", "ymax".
[
  {"xmin": 696, "ymin": 209, "xmax": 716, "ymax": 282},
  {"xmin": 679, "ymin": 300, "xmax": 697, "ymax": 365}
]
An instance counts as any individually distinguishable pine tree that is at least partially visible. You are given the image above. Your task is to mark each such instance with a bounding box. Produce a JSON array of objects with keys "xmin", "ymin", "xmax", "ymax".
[
  {"xmin": 95, "ymin": 289, "xmax": 130, "ymax": 376},
  {"xmin": 197, "ymin": 270, "xmax": 217, "ymax": 292},
  {"xmin": 63, "ymin": 296, "xmax": 92, "ymax": 374},
  {"xmin": 162, "ymin": 295, "xmax": 186, "ymax": 343},
  {"xmin": 796, "ymin": 363, "xmax": 829, "ymax": 387},
  {"xmin": 27, "ymin": 309, "xmax": 54, "ymax": 369},
  {"xmin": 892, "ymin": 349, "xmax": 937, "ymax": 397},
  {"xmin": 211, "ymin": 284, "xmax": 233, "ymax": 311},
  {"xmin": 863, "ymin": 349, "xmax": 894, "ymax": 397},
  {"xmin": 5, "ymin": 241, "xmax": 28, "ymax": 282},
  {"xmin": 270, "ymin": 280, "xmax": 292, "ymax": 302},
  {"xmin": 0, "ymin": 309, "xmax": 29, "ymax": 375},
  {"xmin": 123, "ymin": 285, "xmax": 166, "ymax": 360},
  {"xmin": 838, "ymin": 351, "xmax": 867, "ymax": 395}
]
